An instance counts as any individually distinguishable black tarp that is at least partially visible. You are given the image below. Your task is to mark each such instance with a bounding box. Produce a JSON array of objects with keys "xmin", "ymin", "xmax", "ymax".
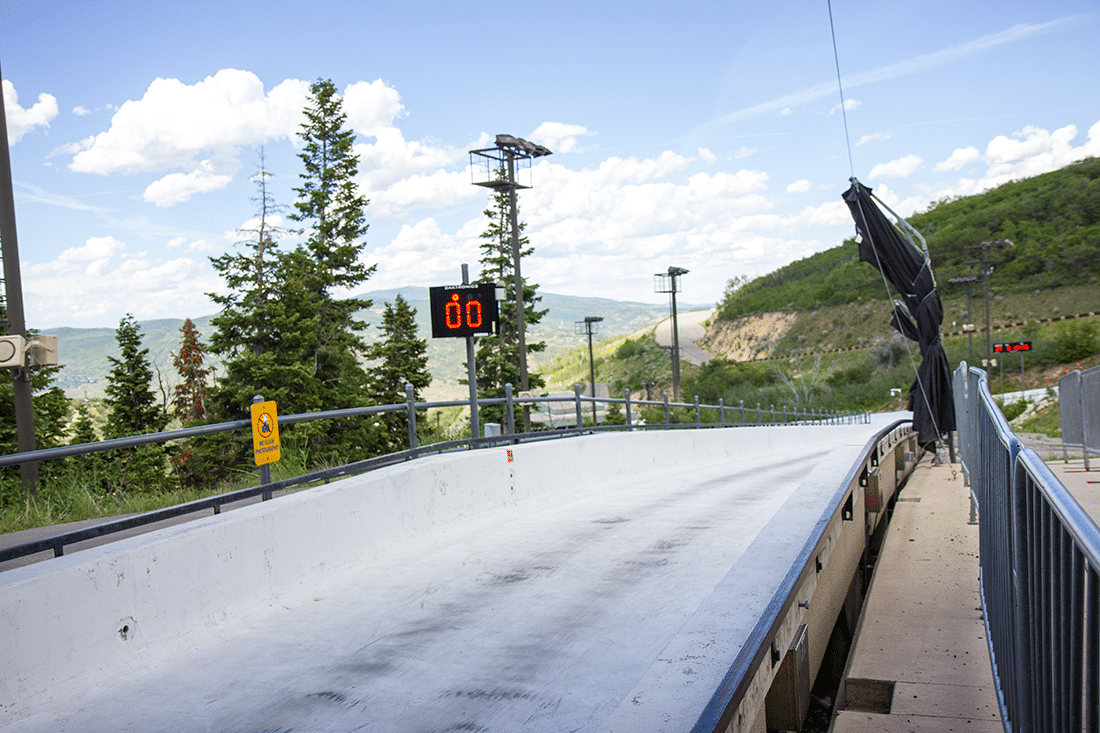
[{"xmin": 843, "ymin": 179, "xmax": 955, "ymax": 446}]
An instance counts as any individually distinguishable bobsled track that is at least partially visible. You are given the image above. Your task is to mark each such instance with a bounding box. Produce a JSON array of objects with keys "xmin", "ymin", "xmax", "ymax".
[{"xmin": 1, "ymin": 418, "xmax": 920, "ymax": 732}]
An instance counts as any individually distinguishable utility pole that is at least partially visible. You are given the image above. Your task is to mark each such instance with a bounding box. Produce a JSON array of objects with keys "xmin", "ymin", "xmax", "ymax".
[
  {"xmin": 948, "ymin": 275, "xmax": 977, "ymax": 360},
  {"xmin": 964, "ymin": 239, "xmax": 1012, "ymax": 368},
  {"xmin": 577, "ymin": 316, "xmax": 603, "ymax": 424},
  {"xmin": 0, "ymin": 62, "xmax": 38, "ymax": 489}
]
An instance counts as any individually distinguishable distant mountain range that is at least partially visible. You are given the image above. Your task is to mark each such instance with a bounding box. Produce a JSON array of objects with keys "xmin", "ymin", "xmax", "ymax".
[{"xmin": 49, "ymin": 288, "xmax": 712, "ymax": 401}]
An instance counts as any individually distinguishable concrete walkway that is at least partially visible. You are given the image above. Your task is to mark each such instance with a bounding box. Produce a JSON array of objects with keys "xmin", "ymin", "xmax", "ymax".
[{"xmin": 834, "ymin": 460, "xmax": 1003, "ymax": 732}]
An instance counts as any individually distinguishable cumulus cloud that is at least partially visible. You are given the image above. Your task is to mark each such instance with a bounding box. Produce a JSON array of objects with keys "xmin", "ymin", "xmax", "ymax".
[
  {"xmin": 143, "ymin": 157, "xmax": 240, "ymax": 206},
  {"xmin": 69, "ymin": 70, "xmax": 310, "ymax": 205},
  {"xmin": 786, "ymin": 179, "xmax": 812, "ymax": 193},
  {"xmin": 343, "ymin": 79, "xmax": 406, "ymax": 137},
  {"xmin": 529, "ymin": 122, "xmax": 597, "ymax": 154},
  {"xmin": 2, "ymin": 80, "xmax": 59, "ymax": 143},
  {"xmin": 731, "ymin": 146, "xmax": 757, "ymax": 159},
  {"xmin": 73, "ymin": 105, "xmax": 91, "ymax": 116},
  {"xmin": 868, "ymin": 154, "xmax": 923, "ymax": 180},
  {"xmin": 697, "ymin": 148, "xmax": 717, "ymax": 163},
  {"xmin": 934, "ymin": 146, "xmax": 981, "ymax": 171},
  {"xmin": 857, "ymin": 132, "xmax": 890, "ymax": 146},
  {"xmin": 831, "ymin": 99, "xmax": 861, "ymax": 114}
]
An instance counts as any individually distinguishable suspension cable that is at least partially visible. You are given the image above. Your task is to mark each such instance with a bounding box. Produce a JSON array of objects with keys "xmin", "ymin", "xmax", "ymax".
[{"xmin": 827, "ymin": 0, "xmax": 856, "ymax": 180}]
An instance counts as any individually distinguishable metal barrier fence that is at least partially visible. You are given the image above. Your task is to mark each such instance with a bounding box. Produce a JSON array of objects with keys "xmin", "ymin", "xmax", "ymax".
[
  {"xmin": 1060, "ymin": 365, "xmax": 1100, "ymax": 469},
  {"xmin": 954, "ymin": 361, "xmax": 1100, "ymax": 733},
  {"xmin": 0, "ymin": 385, "xmax": 867, "ymax": 564}
]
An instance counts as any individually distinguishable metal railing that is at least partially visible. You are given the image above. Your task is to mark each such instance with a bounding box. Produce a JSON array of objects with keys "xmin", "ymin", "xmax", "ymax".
[
  {"xmin": 1060, "ymin": 365, "xmax": 1100, "ymax": 469},
  {"xmin": 0, "ymin": 385, "xmax": 867, "ymax": 564},
  {"xmin": 954, "ymin": 362, "xmax": 1100, "ymax": 733}
]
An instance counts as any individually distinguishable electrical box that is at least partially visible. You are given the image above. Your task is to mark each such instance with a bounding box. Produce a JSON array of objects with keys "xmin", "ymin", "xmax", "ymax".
[
  {"xmin": 0, "ymin": 335, "xmax": 27, "ymax": 368},
  {"xmin": 27, "ymin": 335, "xmax": 58, "ymax": 366},
  {"xmin": 766, "ymin": 623, "xmax": 811, "ymax": 731}
]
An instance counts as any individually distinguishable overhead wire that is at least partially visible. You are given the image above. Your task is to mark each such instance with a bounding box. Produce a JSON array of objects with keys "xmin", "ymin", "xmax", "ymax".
[{"xmin": 827, "ymin": 1, "xmax": 944, "ymax": 442}]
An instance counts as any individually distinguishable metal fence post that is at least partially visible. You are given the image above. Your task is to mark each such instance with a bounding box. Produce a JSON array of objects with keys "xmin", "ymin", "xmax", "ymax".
[
  {"xmin": 624, "ymin": 388, "xmax": 632, "ymax": 428},
  {"xmin": 694, "ymin": 395, "xmax": 701, "ymax": 426},
  {"xmin": 756, "ymin": 402, "xmax": 761, "ymax": 424},
  {"xmin": 719, "ymin": 398, "xmax": 724, "ymax": 426},
  {"xmin": 504, "ymin": 383, "xmax": 516, "ymax": 436},
  {"xmin": 405, "ymin": 383, "xmax": 419, "ymax": 457},
  {"xmin": 740, "ymin": 399, "xmax": 744, "ymax": 425},
  {"xmin": 664, "ymin": 392, "xmax": 670, "ymax": 427},
  {"xmin": 574, "ymin": 383, "xmax": 584, "ymax": 429},
  {"xmin": 770, "ymin": 404, "xmax": 775, "ymax": 425}
]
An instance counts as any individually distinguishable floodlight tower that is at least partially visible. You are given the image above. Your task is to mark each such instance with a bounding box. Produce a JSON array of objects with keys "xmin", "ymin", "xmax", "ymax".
[
  {"xmin": 470, "ymin": 135, "xmax": 551, "ymax": 430},
  {"xmin": 655, "ymin": 266, "xmax": 689, "ymax": 401},
  {"xmin": 576, "ymin": 316, "xmax": 603, "ymax": 424}
]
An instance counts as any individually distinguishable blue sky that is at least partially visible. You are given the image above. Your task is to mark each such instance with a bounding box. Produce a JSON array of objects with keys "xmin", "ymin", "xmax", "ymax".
[{"xmin": 2, "ymin": 0, "xmax": 1098, "ymax": 329}]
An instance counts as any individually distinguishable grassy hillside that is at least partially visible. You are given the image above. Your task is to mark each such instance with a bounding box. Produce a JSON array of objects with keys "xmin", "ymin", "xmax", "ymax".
[{"xmin": 718, "ymin": 157, "xmax": 1100, "ymax": 319}]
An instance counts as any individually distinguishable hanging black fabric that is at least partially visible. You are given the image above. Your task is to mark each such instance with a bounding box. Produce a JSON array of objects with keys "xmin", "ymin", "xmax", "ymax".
[{"xmin": 842, "ymin": 179, "xmax": 956, "ymax": 446}]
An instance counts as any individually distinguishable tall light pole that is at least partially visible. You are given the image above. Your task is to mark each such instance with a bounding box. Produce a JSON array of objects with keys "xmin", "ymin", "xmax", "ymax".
[
  {"xmin": 470, "ymin": 135, "xmax": 551, "ymax": 430},
  {"xmin": 0, "ymin": 62, "xmax": 37, "ymax": 489},
  {"xmin": 948, "ymin": 275, "xmax": 977, "ymax": 360},
  {"xmin": 576, "ymin": 316, "xmax": 603, "ymax": 424},
  {"xmin": 655, "ymin": 266, "xmax": 689, "ymax": 401}
]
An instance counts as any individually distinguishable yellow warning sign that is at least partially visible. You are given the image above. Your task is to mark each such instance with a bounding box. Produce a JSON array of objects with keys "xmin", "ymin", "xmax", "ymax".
[{"xmin": 251, "ymin": 400, "xmax": 281, "ymax": 465}]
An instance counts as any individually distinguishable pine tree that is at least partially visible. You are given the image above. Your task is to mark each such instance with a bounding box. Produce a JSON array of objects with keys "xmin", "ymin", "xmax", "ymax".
[
  {"xmin": 366, "ymin": 294, "xmax": 432, "ymax": 453},
  {"xmin": 474, "ymin": 177, "xmax": 547, "ymax": 426},
  {"xmin": 286, "ymin": 78, "xmax": 377, "ymax": 461},
  {"xmin": 171, "ymin": 318, "xmax": 214, "ymax": 423},
  {"xmin": 102, "ymin": 314, "xmax": 170, "ymax": 493}
]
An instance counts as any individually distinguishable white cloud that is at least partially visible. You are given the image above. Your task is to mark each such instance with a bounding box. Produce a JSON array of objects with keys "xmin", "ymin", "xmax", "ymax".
[
  {"xmin": 2, "ymin": 80, "xmax": 59, "ymax": 143},
  {"xmin": 857, "ymin": 132, "xmax": 890, "ymax": 146},
  {"xmin": 786, "ymin": 179, "xmax": 812, "ymax": 193},
  {"xmin": 166, "ymin": 236, "xmax": 187, "ymax": 249},
  {"xmin": 143, "ymin": 157, "xmax": 240, "ymax": 206},
  {"xmin": 831, "ymin": 99, "xmax": 861, "ymax": 114},
  {"xmin": 343, "ymin": 79, "xmax": 406, "ymax": 137},
  {"xmin": 731, "ymin": 146, "xmax": 757, "ymax": 160},
  {"xmin": 70, "ymin": 70, "xmax": 310, "ymax": 176},
  {"xmin": 697, "ymin": 147, "xmax": 717, "ymax": 163},
  {"xmin": 934, "ymin": 146, "xmax": 981, "ymax": 172},
  {"xmin": 780, "ymin": 108, "xmax": 792, "ymax": 116},
  {"xmin": 868, "ymin": 154, "xmax": 923, "ymax": 180},
  {"xmin": 529, "ymin": 122, "xmax": 596, "ymax": 154}
]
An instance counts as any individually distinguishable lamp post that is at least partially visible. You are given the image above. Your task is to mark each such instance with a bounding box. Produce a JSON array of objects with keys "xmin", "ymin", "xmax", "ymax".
[
  {"xmin": 576, "ymin": 316, "xmax": 603, "ymax": 424},
  {"xmin": 470, "ymin": 135, "xmax": 551, "ymax": 430},
  {"xmin": 654, "ymin": 266, "xmax": 689, "ymax": 401}
]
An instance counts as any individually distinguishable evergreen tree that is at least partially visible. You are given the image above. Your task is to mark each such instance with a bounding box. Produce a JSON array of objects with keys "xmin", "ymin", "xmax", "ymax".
[
  {"xmin": 102, "ymin": 314, "xmax": 170, "ymax": 493},
  {"xmin": 286, "ymin": 78, "xmax": 377, "ymax": 461},
  {"xmin": 474, "ymin": 176, "xmax": 547, "ymax": 426},
  {"xmin": 366, "ymin": 294, "xmax": 432, "ymax": 453},
  {"xmin": 171, "ymin": 318, "xmax": 214, "ymax": 423}
]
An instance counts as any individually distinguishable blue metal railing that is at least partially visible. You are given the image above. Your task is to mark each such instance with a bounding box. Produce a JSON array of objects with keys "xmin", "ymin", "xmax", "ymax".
[
  {"xmin": 1, "ymin": 386, "xmax": 867, "ymax": 564},
  {"xmin": 954, "ymin": 362, "xmax": 1100, "ymax": 733}
]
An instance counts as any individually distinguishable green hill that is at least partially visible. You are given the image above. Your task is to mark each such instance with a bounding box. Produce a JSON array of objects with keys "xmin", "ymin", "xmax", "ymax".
[{"xmin": 717, "ymin": 157, "xmax": 1100, "ymax": 320}]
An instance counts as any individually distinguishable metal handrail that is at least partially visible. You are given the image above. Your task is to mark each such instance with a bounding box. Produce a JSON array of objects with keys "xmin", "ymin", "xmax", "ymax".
[
  {"xmin": 0, "ymin": 388, "xmax": 867, "ymax": 565},
  {"xmin": 955, "ymin": 361, "xmax": 1100, "ymax": 733}
]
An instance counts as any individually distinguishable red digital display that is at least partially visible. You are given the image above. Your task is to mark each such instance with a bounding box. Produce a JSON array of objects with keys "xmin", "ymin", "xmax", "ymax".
[
  {"xmin": 429, "ymin": 283, "xmax": 499, "ymax": 338},
  {"xmin": 993, "ymin": 342, "xmax": 1032, "ymax": 353}
]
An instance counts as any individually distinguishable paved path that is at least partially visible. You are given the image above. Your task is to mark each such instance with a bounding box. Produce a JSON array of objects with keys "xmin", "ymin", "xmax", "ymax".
[
  {"xmin": 5, "ymin": 430, "xmax": 877, "ymax": 733},
  {"xmin": 654, "ymin": 308, "xmax": 714, "ymax": 366},
  {"xmin": 834, "ymin": 460, "xmax": 1001, "ymax": 732}
]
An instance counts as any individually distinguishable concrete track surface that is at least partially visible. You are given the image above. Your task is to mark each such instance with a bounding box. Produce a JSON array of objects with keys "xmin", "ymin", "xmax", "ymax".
[{"xmin": 2, "ymin": 425, "xmax": 881, "ymax": 733}]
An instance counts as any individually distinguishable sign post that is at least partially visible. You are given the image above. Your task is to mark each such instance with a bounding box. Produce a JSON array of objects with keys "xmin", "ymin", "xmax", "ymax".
[
  {"xmin": 429, "ymin": 266, "xmax": 500, "ymax": 439},
  {"xmin": 993, "ymin": 342, "xmax": 1032, "ymax": 394},
  {"xmin": 251, "ymin": 395, "xmax": 281, "ymax": 499}
]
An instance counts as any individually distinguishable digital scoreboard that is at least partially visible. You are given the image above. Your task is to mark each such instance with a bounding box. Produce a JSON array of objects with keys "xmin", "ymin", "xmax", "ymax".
[
  {"xmin": 993, "ymin": 342, "xmax": 1032, "ymax": 353},
  {"xmin": 429, "ymin": 283, "xmax": 500, "ymax": 338}
]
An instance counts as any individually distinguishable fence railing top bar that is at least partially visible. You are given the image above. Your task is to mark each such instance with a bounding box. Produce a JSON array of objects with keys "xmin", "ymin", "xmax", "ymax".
[{"xmin": 1016, "ymin": 448, "xmax": 1100, "ymax": 570}]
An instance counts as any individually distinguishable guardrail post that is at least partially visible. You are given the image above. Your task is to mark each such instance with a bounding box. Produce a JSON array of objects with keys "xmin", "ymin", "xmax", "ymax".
[
  {"xmin": 405, "ymin": 383, "xmax": 418, "ymax": 457},
  {"xmin": 719, "ymin": 398, "xmax": 724, "ymax": 426},
  {"xmin": 694, "ymin": 395, "xmax": 701, "ymax": 426},
  {"xmin": 624, "ymin": 388, "xmax": 632, "ymax": 428},
  {"xmin": 740, "ymin": 399, "xmax": 744, "ymax": 425},
  {"xmin": 664, "ymin": 392, "xmax": 670, "ymax": 427},
  {"xmin": 770, "ymin": 404, "xmax": 775, "ymax": 424},
  {"xmin": 757, "ymin": 402, "xmax": 762, "ymax": 424},
  {"xmin": 574, "ymin": 383, "xmax": 584, "ymax": 429},
  {"xmin": 504, "ymin": 383, "xmax": 516, "ymax": 436}
]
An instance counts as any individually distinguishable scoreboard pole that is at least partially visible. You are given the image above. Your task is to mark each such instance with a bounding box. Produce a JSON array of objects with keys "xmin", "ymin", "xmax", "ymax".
[{"xmin": 461, "ymin": 264, "xmax": 480, "ymax": 439}]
